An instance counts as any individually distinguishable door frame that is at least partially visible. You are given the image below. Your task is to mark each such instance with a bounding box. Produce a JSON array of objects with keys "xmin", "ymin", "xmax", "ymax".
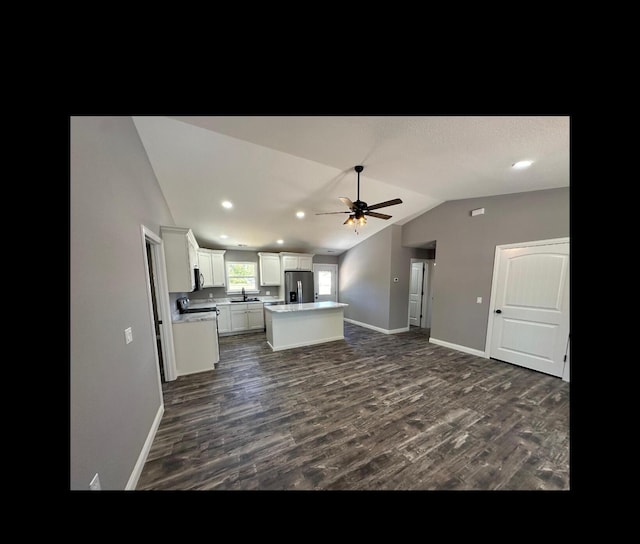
[
  {"xmin": 484, "ymin": 237, "xmax": 570, "ymax": 377},
  {"xmin": 408, "ymin": 259, "xmax": 428, "ymax": 328},
  {"xmin": 312, "ymin": 263, "xmax": 338, "ymax": 302},
  {"xmin": 141, "ymin": 225, "xmax": 177, "ymax": 383}
]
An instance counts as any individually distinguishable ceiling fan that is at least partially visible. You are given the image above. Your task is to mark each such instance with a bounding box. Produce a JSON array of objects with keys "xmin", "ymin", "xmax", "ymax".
[{"xmin": 316, "ymin": 165, "xmax": 403, "ymax": 227}]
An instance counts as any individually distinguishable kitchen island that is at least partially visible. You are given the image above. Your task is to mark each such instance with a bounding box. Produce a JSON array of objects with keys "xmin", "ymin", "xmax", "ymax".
[{"xmin": 264, "ymin": 301, "xmax": 349, "ymax": 351}]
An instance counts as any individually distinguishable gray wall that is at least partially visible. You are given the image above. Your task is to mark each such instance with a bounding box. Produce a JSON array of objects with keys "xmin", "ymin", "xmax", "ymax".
[
  {"xmin": 402, "ymin": 187, "xmax": 570, "ymax": 350},
  {"xmin": 313, "ymin": 254, "xmax": 339, "ymax": 265},
  {"xmin": 389, "ymin": 226, "xmax": 430, "ymax": 329},
  {"xmin": 70, "ymin": 117, "xmax": 175, "ymax": 490},
  {"xmin": 339, "ymin": 225, "xmax": 428, "ymax": 330}
]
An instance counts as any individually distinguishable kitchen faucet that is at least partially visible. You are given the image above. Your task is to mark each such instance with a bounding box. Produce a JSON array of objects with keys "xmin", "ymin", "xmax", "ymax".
[{"xmin": 242, "ymin": 287, "xmax": 246, "ymax": 301}]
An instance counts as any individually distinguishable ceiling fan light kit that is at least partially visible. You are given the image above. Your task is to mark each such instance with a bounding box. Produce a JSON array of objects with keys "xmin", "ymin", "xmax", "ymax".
[{"xmin": 316, "ymin": 165, "xmax": 403, "ymax": 233}]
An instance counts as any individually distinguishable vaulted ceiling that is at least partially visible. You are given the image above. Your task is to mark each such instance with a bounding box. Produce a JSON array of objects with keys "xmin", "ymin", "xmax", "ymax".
[{"xmin": 133, "ymin": 116, "xmax": 569, "ymax": 255}]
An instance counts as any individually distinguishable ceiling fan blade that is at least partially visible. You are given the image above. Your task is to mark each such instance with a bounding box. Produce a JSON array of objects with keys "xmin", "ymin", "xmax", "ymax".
[
  {"xmin": 365, "ymin": 211, "xmax": 392, "ymax": 220},
  {"xmin": 315, "ymin": 211, "xmax": 351, "ymax": 215},
  {"xmin": 366, "ymin": 198, "xmax": 403, "ymax": 211},
  {"xmin": 339, "ymin": 197, "xmax": 354, "ymax": 210}
]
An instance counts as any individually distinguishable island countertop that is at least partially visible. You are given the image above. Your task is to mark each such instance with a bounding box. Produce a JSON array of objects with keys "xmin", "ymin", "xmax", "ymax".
[{"xmin": 264, "ymin": 301, "xmax": 348, "ymax": 313}]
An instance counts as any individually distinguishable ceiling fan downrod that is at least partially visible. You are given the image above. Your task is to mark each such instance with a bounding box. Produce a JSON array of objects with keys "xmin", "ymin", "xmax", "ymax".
[{"xmin": 355, "ymin": 165, "xmax": 363, "ymax": 203}]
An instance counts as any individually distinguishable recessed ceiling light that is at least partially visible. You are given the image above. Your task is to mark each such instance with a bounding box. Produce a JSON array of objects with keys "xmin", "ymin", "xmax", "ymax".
[
  {"xmin": 220, "ymin": 234, "xmax": 228, "ymax": 239},
  {"xmin": 296, "ymin": 211, "xmax": 305, "ymax": 218},
  {"xmin": 277, "ymin": 239, "xmax": 284, "ymax": 244},
  {"xmin": 221, "ymin": 200, "xmax": 233, "ymax": 208},
  {"xmin": 512, "ymin": 160, "xmax": 533, "ymax": 169}
]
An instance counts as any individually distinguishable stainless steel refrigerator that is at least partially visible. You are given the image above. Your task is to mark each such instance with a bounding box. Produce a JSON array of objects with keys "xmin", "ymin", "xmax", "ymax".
[{"xmin": 284, "ymin": 270, "xmax": 315, "ymax": 303}]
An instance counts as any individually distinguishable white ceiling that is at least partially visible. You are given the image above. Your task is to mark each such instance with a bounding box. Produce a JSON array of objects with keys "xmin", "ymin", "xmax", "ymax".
[{"xmin": 132, "ymin": 116, "xmax": 569, "ymax": 255}]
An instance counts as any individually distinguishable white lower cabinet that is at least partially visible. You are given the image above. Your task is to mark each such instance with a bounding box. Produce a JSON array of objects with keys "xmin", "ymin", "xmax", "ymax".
[
  {"xmin": 172, "ymin": 319, "xmax": 219, "ymax": 376},
  {"xmin": 217, "ymin": 306, "xmax": 231, "ymax": 334},
  {"xmin": 248, "ymin": 306, "xmax": 264, "ymax": 329},
  {"xmin": 219, "ymin": 302, "xmax": 264, "ymax": 335},
  {"xmin": 230, "ymin": 304, "xmax": 249, "ymax": 331}
]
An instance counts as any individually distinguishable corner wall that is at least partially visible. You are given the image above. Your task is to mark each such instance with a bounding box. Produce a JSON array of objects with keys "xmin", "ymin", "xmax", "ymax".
[
  {"xmin": 70, "ymin": 116, "xmax": 175, "ymax": 489},
  {"xmin": 338, "ymin": 225, "xmax": 428, "ymax": 331},
  {"xmin": 402, "ymin": 187, "xmax": 569, "ymax": 351}
]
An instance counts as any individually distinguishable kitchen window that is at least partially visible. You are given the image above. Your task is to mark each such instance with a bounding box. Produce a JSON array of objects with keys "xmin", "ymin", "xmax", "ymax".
[{"xmin": 226, "ymin": 262, "xmax": 258, "ymax": 293}]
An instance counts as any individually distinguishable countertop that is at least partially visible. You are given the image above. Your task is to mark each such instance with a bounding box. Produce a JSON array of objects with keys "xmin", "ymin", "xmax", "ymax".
[
  {"xmin": 264, "ymin": 301, "xmax": 348, "ymax": 313},
  {"xmin": 194, "ymin": 296, "xmax": 285, "ymax": 306},
  {"xmin": 172, "ymin": 312, "xmax": 217, "ymax": 324}
]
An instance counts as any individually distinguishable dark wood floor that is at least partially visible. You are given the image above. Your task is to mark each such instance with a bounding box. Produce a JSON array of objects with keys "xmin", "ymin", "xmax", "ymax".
[{"xmin": 137, "ymin": 323, "xmax": 570, "ymax": 490}]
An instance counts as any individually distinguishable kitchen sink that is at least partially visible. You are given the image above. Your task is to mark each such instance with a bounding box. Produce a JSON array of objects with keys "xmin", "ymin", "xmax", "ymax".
[{"xmin": 230, "ymin": 298, "xmax": 261, "ymax": 303}]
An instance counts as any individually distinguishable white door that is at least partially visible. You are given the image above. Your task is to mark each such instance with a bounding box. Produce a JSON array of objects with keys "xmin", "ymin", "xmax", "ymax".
[
  {"xmin": 409, "ymin": 262, "xmax": 424, "ymax": 326},
  {"xmin": 313, "ymin": 264, "xmax": 338, "ymax": 302},
  {"xmin": 488, "ymin": 239, "xmax": 570, "ymax": 377}
]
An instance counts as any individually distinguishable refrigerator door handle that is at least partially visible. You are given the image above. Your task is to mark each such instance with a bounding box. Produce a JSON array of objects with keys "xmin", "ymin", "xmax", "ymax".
[{"xmin": 297, "ymin": 280, "xmax": 302, "ymax": 302}]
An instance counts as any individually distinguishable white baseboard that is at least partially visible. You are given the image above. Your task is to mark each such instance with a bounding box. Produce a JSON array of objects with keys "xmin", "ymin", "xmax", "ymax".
[
  {"xmin": 267, "ymin": 336, "xmax": 344, "ymax": 352},
  {"xmin": 428, "ymin": 337, "xmax": 487, "ymax": 358},
  {"xmin": 344, "ymin": 318, "xmax": 410, "ymax": 335},
  {"xmin": 126, "ymin": 403, "xmax": 164, "ymax": 490}
]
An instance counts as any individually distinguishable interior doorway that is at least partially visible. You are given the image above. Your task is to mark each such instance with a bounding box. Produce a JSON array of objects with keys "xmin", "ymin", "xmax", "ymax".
[
  {"xmin": 141, "ymin": 225, "xmax": 176, "ymax": 384},
  {"xmin": 146, "ymin": 242, "xmax": 164, "ymax": 381},
  {"xmin": 409, "ymin": 260, "xmax": 426, "ymax": 327}
]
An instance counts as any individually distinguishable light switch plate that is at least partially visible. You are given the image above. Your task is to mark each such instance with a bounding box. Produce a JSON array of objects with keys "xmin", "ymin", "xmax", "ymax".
[
  {"xmin": 124, "ymin": 327, "xmax": 133, "ymax": 344},
  {"xmin": 476, "ymin": 297, "xmax": 482, "ymax": 304}
]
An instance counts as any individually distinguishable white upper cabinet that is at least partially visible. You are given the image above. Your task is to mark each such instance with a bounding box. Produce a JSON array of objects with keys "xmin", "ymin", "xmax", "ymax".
[
  {"xmin": 198, "ymin": 249, "xmax": 226, "ymax": 288},
  {"xmin": 161, "ymin": 226, "xmax": 199, "ymax": 292},
  {"xmin": 197, "ymin": 249, "xmax": 214, "ymax": 288},
  {"xmin": 280, "ymin": 252, "xmax": 314, "ymax": 271},
  {"xmin": 258, "ymin": 252, "xmax": 281, "ymax": 285},
  {"xmin": 211, "ymin": 251, "xmax": 226, "ymax": 287}
]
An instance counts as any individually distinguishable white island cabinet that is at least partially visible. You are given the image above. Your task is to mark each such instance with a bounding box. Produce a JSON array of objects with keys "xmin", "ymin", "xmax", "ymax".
[{"xmin": 264, "ymin": 301, "xmax": 348, "ymax": 351}]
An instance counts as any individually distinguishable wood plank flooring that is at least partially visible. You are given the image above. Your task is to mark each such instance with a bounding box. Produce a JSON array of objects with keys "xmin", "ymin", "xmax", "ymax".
[{"xmin": 137, "ymin": 323, "xmax": 570, "ymax": 490}]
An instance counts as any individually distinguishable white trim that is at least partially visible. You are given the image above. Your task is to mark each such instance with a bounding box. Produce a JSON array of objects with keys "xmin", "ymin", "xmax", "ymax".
[
  {"xmin": 267, "ymin": 335, "xmax": 344, "ymax": 351},
  {"xmin": 429, "ymin": 337, "xmax": 487, "ymax": 358},
  {"xmin": 176, "ymin": 366, "xmax": 216, "ymax": 377},
  {"xmin": 344, "ymin": 318, "xmax": 410, "ymax": 335},
  {"xmin": 483, "ymin": 236, "xmax": 570, "ymax": 357},
  {"xmin": 141, "ymin": 225, "xmax": 177, "ymax": 382},
  {"xmin": 125, "ymin": 404, "xmax": 164, "ymax": 490}
]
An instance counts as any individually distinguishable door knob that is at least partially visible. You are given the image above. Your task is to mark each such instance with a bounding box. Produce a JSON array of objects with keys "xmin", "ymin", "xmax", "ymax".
[{"xmin": 495, "ymin": 309, "xmax": 502, "ymax": 314}]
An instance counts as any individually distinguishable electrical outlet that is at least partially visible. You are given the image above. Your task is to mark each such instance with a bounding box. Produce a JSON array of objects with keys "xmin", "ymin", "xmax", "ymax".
[
  {"xmin": 476, "ymin": 297, "xmax": 482, "ymax": 304},
  {"xmin": 90, "ymin": 473, "xmax": 101, "ymax": 490},
  {"xmin": 266, "ymin": 291, "xmax": 270, "ymax": 295},
  {"xmin": 124, "ymin": 327, "xmax": 133, "ymax": 344}
]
